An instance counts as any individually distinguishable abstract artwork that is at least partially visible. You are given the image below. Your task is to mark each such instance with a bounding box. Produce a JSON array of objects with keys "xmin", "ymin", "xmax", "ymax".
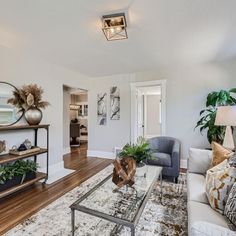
[
  {"xmin": 97, "ymin": 93, "xmax": 107, "ymax": 125},
  {"xmin": 110, "ymin": 86, "xmax": 120, "ymax": 120}
]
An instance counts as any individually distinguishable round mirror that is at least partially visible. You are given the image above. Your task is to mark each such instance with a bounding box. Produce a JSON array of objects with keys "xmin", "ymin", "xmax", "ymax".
[{"xmin": 0, "ymin": 82, "xmax": 24, "ymax": 126}]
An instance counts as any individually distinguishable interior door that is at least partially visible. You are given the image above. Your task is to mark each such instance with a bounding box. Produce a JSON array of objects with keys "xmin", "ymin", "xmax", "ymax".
[
  {"xmin": 137, "ymin": 89, "xmax": 144, "ymax": 138},
  {"xmin": 144, "ymin": 94, "xmax": 162, "ymax": 138}
]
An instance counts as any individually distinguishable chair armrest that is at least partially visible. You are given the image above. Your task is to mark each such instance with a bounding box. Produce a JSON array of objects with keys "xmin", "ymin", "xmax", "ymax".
[
  {"xmin": 171, "ymin": 140, "xmax": 181, "ymax": 176},
  {"xmin": 188, "ymin": 148, "xmax": 212, "ymax": 174},
  {"xmin": 190, "ymin": 221, "xmax": 235, "ymax": 236},
  {"xmin": 172, "ymin": 140, "xmax": 180, "ymax": 155}
]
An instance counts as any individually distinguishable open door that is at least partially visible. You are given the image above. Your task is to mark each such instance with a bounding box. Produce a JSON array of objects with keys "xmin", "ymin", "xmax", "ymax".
[
  {"xmin": 131, "ymin": 80, "xmax": 166, "ymax": 143},
  {"xmin": 137, "ymin": 89, "xmax": 144, "ymax": 138}
]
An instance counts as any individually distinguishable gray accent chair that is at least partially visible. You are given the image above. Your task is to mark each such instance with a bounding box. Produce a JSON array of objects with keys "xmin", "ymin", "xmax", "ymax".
[{"xmin": 146, "ymin": 136, "xmax": 181, "ymax": 183}]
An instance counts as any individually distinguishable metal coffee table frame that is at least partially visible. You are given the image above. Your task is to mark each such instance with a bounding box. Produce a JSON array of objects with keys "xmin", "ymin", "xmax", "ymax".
[{"xmin": 70, "ymin": 167, "xmax": 163, "ymax": 236}]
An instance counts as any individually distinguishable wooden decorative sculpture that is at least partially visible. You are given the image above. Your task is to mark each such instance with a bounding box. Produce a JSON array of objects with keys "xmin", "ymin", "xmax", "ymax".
[{"xmin": 112, "ymin": 157, "xmax": 136, "ymax": 188}]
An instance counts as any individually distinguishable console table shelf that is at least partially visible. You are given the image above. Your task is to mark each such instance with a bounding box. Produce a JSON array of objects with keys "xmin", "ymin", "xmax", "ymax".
[
  {"xmin": 0, "ymin": 124, "xmax": 49, "ymax": 198},
  {"xmin": 0, "ymin": 148, "xmax": 47, "ymax": 165},
  {"xmin": 0, "ymin": 124, "xmax": 49, "ymax": 131},
  {"xmin": 0, "ymin": 172, "xmax": 47, "ymax": 199}
]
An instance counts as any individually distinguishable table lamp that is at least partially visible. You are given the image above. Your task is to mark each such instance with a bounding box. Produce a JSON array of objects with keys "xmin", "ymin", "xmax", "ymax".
[{"xmin": 215, "ymin": 105, "xmax": 236, "ymax": 150}]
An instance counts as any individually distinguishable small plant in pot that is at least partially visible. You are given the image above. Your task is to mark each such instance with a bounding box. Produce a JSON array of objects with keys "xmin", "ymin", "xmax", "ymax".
[
  {"xmin": 0, "ymin": 160, "xmax": 39, "ymax": 192},
  {"xmin": 119, "ymin": 137, "xmax": 152, "ymax": 176},
  {"xmin": 8, "ymin": 84, "xmax": 50, "ymax": 125}
]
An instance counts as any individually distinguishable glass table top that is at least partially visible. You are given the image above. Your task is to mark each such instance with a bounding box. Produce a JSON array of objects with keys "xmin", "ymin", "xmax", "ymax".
[{"xmin": 72, "ymin": 165, "xmax": 162, "ymax": 223}]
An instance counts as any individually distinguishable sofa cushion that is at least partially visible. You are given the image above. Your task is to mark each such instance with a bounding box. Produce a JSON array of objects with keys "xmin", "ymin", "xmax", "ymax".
[
  {"xmin": 187, "ymin": 173, "xmax": 209, "ymax": 204},
  {"xmin": 188, "ymin": 148, "xmax": 212, "ymax": 174},
  {"xmin": 188, "ymin": 201, "xmax": 230, "ymax": 230},
  {"xmin": 147, "ymin": 152, "xmax": 171, "ymax": 167},
  {"xmin": 190, "ymin": 221, "xmax": 236, "ymax": 236}
]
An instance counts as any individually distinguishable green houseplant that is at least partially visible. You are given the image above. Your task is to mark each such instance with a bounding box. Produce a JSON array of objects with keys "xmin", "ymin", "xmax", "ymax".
[
  {"xmin": 119, "ymin": 137, "xmax": 152, "ymax": 165},
  {"xmin": 0, "ymin": 160, "xmax": 39, "ymax": 191},
  {"xmin": 195, "ymin": 88, "xmax": 236, "ymax": 144}
]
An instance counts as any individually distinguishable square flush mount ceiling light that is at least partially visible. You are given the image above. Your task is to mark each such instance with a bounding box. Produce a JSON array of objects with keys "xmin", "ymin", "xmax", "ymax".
[{"xmin": 102, "ymin": 13, "xmax": 128, "ymax": 41}]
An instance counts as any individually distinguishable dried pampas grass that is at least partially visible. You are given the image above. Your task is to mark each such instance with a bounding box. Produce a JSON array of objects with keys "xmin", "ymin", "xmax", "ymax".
[{"xmin": 8, "ymin": 84, "xmax": 50, "ymax": 110}]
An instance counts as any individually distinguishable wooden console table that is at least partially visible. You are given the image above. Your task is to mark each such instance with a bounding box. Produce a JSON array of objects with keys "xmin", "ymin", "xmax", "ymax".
[{"xmin": 0, "ymin": 124, "xmax": 49, "ymax": 198}]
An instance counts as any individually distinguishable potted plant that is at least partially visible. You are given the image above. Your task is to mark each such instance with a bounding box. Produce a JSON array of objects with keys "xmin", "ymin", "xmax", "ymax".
[
  {"xmin": 0, "ymin": 160, "xmax": 39, "ymax": 192},
  {"xmin": 195, "ymin": 89, "xmax": 236, "ymax": 144},
  {"xmin": 8, "ymin": 84, "xmax": 50, "ymax": 125},
  {"xmin": 119, "ymin": 137, "xmax": 152, "ymax": 176}
]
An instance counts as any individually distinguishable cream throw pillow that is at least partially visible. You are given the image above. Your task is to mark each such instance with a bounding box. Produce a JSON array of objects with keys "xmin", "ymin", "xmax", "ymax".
[
  {"xmin": 206, "ymin": 160, "xmax": 236, "ymax": 214},
  {"xmin": 211, "ymin": 142, "xmax": 233, "ymax": 167}
]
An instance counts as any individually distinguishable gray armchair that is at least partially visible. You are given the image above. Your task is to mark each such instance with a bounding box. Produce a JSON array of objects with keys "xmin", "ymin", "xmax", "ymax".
[{"xmin": 146, "ymin": 136, "xmax": 181, "ymax": 183}]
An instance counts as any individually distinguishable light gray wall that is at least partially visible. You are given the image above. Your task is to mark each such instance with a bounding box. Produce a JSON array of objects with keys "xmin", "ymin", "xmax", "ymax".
[
  {"xmin": 78, "ymin": 94, "xmax": 88, "ymax": 103},
  {"xmin": 0, "ymin": 46, "xmax": 90, "ymax": 167},
  {"xmin": 63, "ymin": 87, "xmax": 70, "ymax": 149},
  {"xmin": 2, "ymin": 41, "xmax": 235, "ymax": 166},
  {"xmin": 136, "ymin": 64, "xmax": 234, "ymax": 158},
  {"xmin": 88, "ymin": 74, "xmax": 133, "ymax": 152},
  {"xmin": 88, "ymin": 63, "xmax": 234, "ymax": 160},
  {"xmin": 219, "ymin": 60, "xmax": 236, "ymax": 143}
]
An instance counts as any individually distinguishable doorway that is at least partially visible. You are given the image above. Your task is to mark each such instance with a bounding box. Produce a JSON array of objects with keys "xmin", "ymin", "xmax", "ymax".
[
  {"xmin": 63, "ymin": 85, "xmax": 88, "ymax": 155},
  {"xmin": 130, "ymin": 80, "xmax": 166, "ymax": 143}
]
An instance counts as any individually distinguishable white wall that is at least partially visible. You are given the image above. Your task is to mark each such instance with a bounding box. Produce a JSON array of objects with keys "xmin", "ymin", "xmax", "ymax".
[
  {"xmin": 0, "ymin": 46, "xmax": 90, "ymax": 168},
  {"xmin": 88, "ymin": 63, "xmax": 234, "ymax": 160}
]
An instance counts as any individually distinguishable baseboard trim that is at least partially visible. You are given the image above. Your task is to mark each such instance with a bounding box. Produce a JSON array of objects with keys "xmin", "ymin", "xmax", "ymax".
[
  {"xmin": 39, "ymin": 161, "xmax": 75, "ymax": 184},
  {"xmin": 63, "ymin": 147, "xmax": 71, "ymax": 155},
  {"xmin": 87, "ymin": 150, "xmax": 115, "ymax": 159},
  {"xmin": 39, "ymin": 161, "xmax": 65, "ymax": 174},
  {"xmin": 180, "ymin": 159, "xmax": 187, "ymax": 169}
]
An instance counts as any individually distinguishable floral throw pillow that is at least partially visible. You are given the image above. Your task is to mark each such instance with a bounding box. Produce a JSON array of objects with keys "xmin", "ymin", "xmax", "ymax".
[
  {"xmin": 206, "ymin": 160, "xmax": 236, "ymax": 214},
  {"xmin": 224, "ymin": 182, "xmax": 236, "ymax": 231}
]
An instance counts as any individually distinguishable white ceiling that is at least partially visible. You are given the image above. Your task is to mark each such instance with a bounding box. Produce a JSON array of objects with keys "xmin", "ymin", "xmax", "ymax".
[{"xmin": 0, "ymin": 0, "xmax": 236, "ymax": 77}]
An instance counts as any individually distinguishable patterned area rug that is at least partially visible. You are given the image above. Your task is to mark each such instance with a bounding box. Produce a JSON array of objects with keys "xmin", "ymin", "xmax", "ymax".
[{"xmin": 5, "ymin": 165, "xmax": 187, "ymax": 236}]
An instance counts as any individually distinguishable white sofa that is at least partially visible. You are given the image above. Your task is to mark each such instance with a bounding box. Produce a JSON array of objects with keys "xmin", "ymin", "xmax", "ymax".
[{"xmin": 187, "ymin": 148, "xmax": 236, "ymax": 236}]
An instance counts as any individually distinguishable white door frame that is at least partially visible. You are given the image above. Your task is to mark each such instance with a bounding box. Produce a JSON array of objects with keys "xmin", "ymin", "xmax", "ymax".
[{"xmin": 130, "ymin": 80, "xmax": 166, "ymax": 143}]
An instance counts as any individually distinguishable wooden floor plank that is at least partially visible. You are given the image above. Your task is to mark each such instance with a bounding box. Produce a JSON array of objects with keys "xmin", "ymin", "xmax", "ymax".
[{"xmin": 0, "ymin": 144, "xmax": 113, "ymax": 235}]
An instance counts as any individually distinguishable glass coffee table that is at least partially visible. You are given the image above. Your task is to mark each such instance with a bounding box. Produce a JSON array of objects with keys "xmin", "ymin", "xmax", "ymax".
[{"xmin": 70, "ymin": 165, "xmax": 163, "ymax": 236}]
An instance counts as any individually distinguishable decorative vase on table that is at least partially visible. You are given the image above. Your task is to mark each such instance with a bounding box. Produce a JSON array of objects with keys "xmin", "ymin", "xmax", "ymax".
[
  {"xmin": 8, "ymin": 84, "xmax": 49, "ymax": 126},
  {"xmin": 25, "ymin": 107, "xmax": 43, "ymax": 125},
  {"xmin": 136, "ymin": 161, "xmax": 147, "ymax": 177}
]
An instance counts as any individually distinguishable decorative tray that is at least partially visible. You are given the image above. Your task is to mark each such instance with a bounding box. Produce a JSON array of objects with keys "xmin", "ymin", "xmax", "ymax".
[{"xmin": 9, "ymin": 147, "xmax": 41, "ymax": 156}]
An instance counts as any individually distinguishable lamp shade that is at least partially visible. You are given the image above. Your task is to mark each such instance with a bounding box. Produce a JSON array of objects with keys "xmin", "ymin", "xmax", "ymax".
[{"xmin": 215, "ymin": 106, "xmax": 236, "ymax": 126}]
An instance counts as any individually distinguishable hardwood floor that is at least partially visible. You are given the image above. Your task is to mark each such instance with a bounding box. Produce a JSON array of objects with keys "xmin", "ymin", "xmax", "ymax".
[{"xmin": 0, "ymin": 144, "xmax": 113, "ymax": 235}]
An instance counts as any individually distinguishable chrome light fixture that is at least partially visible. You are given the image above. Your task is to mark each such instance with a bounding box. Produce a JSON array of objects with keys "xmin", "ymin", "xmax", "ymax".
[{"xmin": 102, "ymin": 13, "xmax": 128, "ymax": 41}]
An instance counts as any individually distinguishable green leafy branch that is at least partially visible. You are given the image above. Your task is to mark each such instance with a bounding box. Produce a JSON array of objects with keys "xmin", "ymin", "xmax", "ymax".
[{"xmin": 195, "ymin": 88, "xmax": 236, "ymax": 144}]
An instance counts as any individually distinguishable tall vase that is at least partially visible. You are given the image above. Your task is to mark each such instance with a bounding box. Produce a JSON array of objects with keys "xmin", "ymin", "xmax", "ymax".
[{"xmin": 24, "ymin": 107, "xmax": 42, "ymax": 125}]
